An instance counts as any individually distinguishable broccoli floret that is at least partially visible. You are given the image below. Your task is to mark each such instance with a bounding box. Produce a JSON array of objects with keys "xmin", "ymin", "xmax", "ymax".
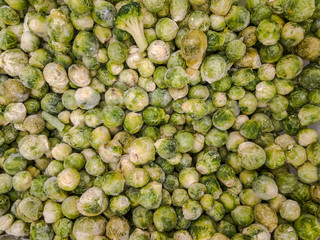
[{"xmin": 115, "ymin": 2, "xmax": 148, "ymax": 52}]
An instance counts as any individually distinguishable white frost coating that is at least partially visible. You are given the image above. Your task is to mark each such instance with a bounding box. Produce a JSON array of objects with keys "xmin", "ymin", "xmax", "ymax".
[
  {"xmin": 75, "ymin": 86, "xmax": 101, "ymax": 109},
  {"xmin": 43, "ymin": 201, "xmax": 61, "ymax": 223},
  {"xmin": 226, "ymin": 131, "xmax": 246, "ymax": 152},
  {"xmin": 73, "ymin": 216, "xmax": 107, "ymax": 240},
  {"xmin": 191, "ymin": 133, "xmax": 205, "ymax": 153},
  {"xmin": 128, "ymin": 137, "xmax": 155, "ymax": 165},
  {"xmin": 119, "ymin": 69, "xmax": 139, "ymax": 87},
  {"xmin": 52, "ymin": 143, "xmax": 72, "ymax": 161},
  {"xmin": 173, "ymin": 231, "xmax": 192, "ymax": 240},
  {"xmin": 243, "ymin": 224, "xmax": 271, "ymax": 240},
  {"xmin": 0, "ymin": 49, "xmax": 28, "ymax": 77},
  {"xmin": 68, "ymin": 64, "xmax": 91, "ymax": 87},
  {"xmin": 4, "ymin": 103, "xmax": 27, "ymax": 124},
  {"xmin": 148, "ymin": 40, "xmax": 170, "ymax": 64},
  {"xmin": 28, "ymin": 17, "xmax": 48, "ymax": 38},
  {"xmin": 0, "ymin": 214, "xmax": 14, "ymax": 231},
  {"xmin": 99, "ymin": 140, "xmax": 122, "ymax": 163},
  {"xmin": 116, "ymin": 154, "xmax": 135, "ymax": 177},
  {"xmin": 77, "ymin": 187, "xmax": 108, "ymax": 216},
  {"xmin": 275, "ymin": 134, "xmax": 296, "ymax": 151},
  {"xmin": 168, "ymin": 84, "xmax": 189, "ymax": 100},
  {"xmin": 20, "ymin": 32, "xmax": 39, "ymax": 53},
  {"xmin": 18, "ymin": 135, "xmax": 50, "ymax": 160},
  {"xmin": 70, "ymin": 109, "xmax": 85, "ymax": 126},
  {"xmin": 43, "ymin": 62, "xmax": 69, "ymax": 89},
  {"xmin": 279, "ymin": 200, "xmax": 301, "ymax": 221}
]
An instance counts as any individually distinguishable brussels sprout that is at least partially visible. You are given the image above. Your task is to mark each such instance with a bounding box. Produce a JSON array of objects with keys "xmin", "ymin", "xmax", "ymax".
[
  {"xmin": 294, "ymin": 214, "xmax": 320, "ymax": 240},
  {"xmin": 30, "ymin": 220, "xmax": 54, "ymax": 240},
  {"xmin": 16, "ymin": 196, "xmax": 43, "ymax": 222},
  {"xmin": 155, "ymin": 18, "xmax": 179, "ymax": 41},
  {"xmin": 231, "ymin": 206, "xmax": 254, "ymax": 227},
  {"xmin": 73, "ymin": 216, "xmax": 107, "ymax": 240},
  {"xmin": 237, "ymin": 142, "xmax": 266, "ymax": 170},
  {"xmin": 256, "ymin": 19, "xmax": 280, "ymax": 46},
  {"xmin": 43, "ymin": 200, "xmax": 62, "ymax": 224},
  {"xmin": 253, "ymin": 175, "xmax": 278, "ymax": 201},
  {"xmin": 281, "ymin": 22, "xmax": 304, "ymax": 47},
  {"xmin": 298, "ymin": 104, "xmax": 320, "ymax": 126},
  {"xmin": 274, "ymin": 224, "xmax": 298, "ymax": 240},
  {"xmin": 124, "ymin": 87, "xmax": 149, "ymax": 112},
  {"xmin": 181, "ymin": 30, "xmax": 207, "ymax": 69},
  {"xmin": 92, "ymin": 1, "xmax": 116, "ymax": 28},
  {"xmin": 242, "ymin": 223, "xmax": 271, "ymax": 239},
  {"xmin": 278, "ymin": 199, "xmax": 301, "ymax": 222},
  {"xmin": 153, "ymin": 205, "xmax": 177, "ymax": 232},
  {"xmin": 273, "ymin": 170, "xmax": 296, "ymax": 195},
  {"xmin": 76, "ymin": 187, "xmax": 108, "ymax": 217},
  {"xmin": 307, "ymin": 142, "xmax": 320, "ymax": 166},
  {"xmin": 284, "ymin": 0, "xmax": 315, "ymax": 22},
  {"xmin": 190, "ymin": 215, "xmax": 216, "ymax": 240},
  {"xmin": 201, "ymin": 55, "xmax": 227, "ymax": 83},
  {"xmin": 188, "ymin": 10, "xmax": 210, "ymax": 32},
  {"xmin": 196, "ymin": 150, "xmax": 221, "ymax": 175},
  {"xmin": 170, "ymin": 0, "xmax": 189, "ymax": 22},
  {"xmin": 12, "ymin": 170, "xmax": 32, "ymax": 192},
  {"xmin": 52, "ymin": 218, "xmax": 73, "ymax": 238},
  {"xmin": 276, "ymin": 54, "xmax": 303, "ymax": 80},
  {"xmin": 225, "ymin": 6, "xmax": 250, "ymax": 32},
  {"xmin": 147, "ymin": 40, "xmax": 170, "ymax": 64},
  {"xmin": 60, "ymin": 196, "xmax": 80, "ymax": 220},
  {"xmin": 254, "ymin": 203, "xmax": 278, "ymax": 232},
  {"xmin": 297, "ymin": 161, "xmax": 318, "ymax": 184},
  {"xmin": 218, "ymin": 220, "xmax": 237, "ymax": 238}
]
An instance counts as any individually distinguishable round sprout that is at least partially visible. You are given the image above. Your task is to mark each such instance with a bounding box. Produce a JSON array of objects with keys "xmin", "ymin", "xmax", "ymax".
[
  {"xmin": 153, "ymin": 205, "xmax": 177, "ymax": 232},
  {"xmin": 225, "ymin": 6, "xmax": 250, "ymax": 32},
  {"xmin": 12, "ymin": 170, "xmax": 32, "ymax": 192},
  {"xmin": 148, "ymin": 40, "xmax": 170, "ymax": 64},
  {"xmin": 18, "ymin": 134, "xmax": 49, "ymax": 160},
  {"xmin": 43, "ymin": 200, "xmax": 62, "ymax": 224},
  {"xmin": 238, "ymin": 142, "xmax": 266, "ymax": 170},
  {"xmin": 124, "ymin": 87, "xmax": 149, "ymax": 112},
  {"xmin": 73, "ymin": 216, "xmax": 107, "ymax": 240},
  {"xmin": 284, "ymin": 0, "xmax": 315, "ymax": 22},
  {"xmin": 274, "ymin": 224, "xmax": 298, "ymax": 240},
  {"xmin": 182, "ymin": 199, "xmax": 203, "ymax": 220},
  {"xmin": 226, "ymin": 39, "xmax": 246, "ymax": 62},
  {"xmin": 0, "ymin": 173, "xmax": 12, "ymax": 194},
  {"xmin": 156, "ymin": 18, "xmax": 179, "ymax": 41},
  {"xmin": 74, "ymin": 87, "xmax": 100, "ymax": 110},
  {"xmin": 281, "ymin": 22, "xmax": 304, "ymax": 47},
  {"xmin": 231, "ymin": 205, "xmax": 254, "ymax": 227},
  {"xmin": 61, "ymin": 196, "xmax": 80, "ymax": 220},
  {"xmin": 297, "ymin": 162, "xmax": 318, "ymax": 184},
  {"xmin": 201, "ymin": 55, "xmax": 227, "ymax": 83},
  {"xmin": 188, "ymin": 11, "xmax": 210, "ymax": 32},
  {"xmin": 279, "ymin": 199, "xmax": 301, "ymax": 222},
  {"xmin": 16, "ymin": 196, "xmax": 43, "ymax": 222},
  {"xmin": 242, "ymin": 223, "xmax": 270, "ymax": 239},
  {"xmin": 128, "ymin": 137, "xmax": 155, "ymax": 165},
  {"xmin": 57, "ymin": 168, "xmax": 80, "ymax": 191},
  {"xmin": 254, "ymin": 203, "xmax": 278, "ymax": 232},
  {"xmin": 256, "ymin": 19, "xmax": 280, "ymax": 46},
  {"xmin": 93, "ymin": 1, "xmax": 116, "ymax": 28},
  {"xmin": 276, "ymin": 54, "xmax": 303, "ymax": 80},
  {"xmin": 253, "ymin": 175, "xmax": 278, "ymax": 201},
  {"xmin": 77, "ymin": 187, "xmax": 108, "ymax": 216}
]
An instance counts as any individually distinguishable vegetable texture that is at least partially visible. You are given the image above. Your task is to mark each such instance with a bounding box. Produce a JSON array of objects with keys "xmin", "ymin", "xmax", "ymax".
[{"xmin": 0, "ymin": 0, "xmax": 320, "ymax": 240}]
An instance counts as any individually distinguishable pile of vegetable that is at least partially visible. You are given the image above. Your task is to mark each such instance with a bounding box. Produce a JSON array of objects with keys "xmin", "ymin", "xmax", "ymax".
[{"xmin": 1, "ymin": 0, "xmax": 320, "ymax": 239}]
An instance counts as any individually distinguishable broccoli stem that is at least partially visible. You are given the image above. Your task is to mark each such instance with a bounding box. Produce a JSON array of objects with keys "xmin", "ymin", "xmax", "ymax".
[
  {"xmin": 41, "ymin": 111, "xmax": 65, "ymax": 132},
  {"xmin": 125, "ymin": 16, "xmax": 148, "ymax": 52}
]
